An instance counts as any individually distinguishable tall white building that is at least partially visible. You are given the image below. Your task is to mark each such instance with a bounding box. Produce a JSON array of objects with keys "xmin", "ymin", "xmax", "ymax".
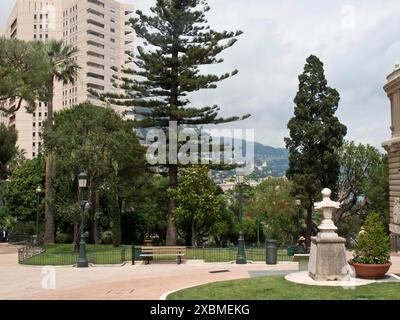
[{"xmin": 1, "ymin": 0, "xmax": 135, "ymax": 158}]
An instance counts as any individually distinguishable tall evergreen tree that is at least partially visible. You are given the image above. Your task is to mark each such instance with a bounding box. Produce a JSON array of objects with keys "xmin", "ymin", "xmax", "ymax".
[
  {"xmin": 92, "ymin": 0, "xmax": 249, "ymax": 245},
  {"xmin": 285, "ymin": 55, "xmax": 347, "ymax": 245}
]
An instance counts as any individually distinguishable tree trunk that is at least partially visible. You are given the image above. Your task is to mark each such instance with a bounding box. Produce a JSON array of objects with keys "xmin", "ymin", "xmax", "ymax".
[
  {"xmin": 112, "ymin": 198, "xmax": 122, "ymax": 247},
  {"xmin": 191, "ymin": 220, "xmax": 197, "ymax": 247},
  {"xmin": 306, "ymin": 203, "xmax": 313, "ymax": 247},
  {"xmin": 44, "ymin": 80, "xmax": 55, "ymax": 243},
  {"xmin": 166, "ymin": 38, "xmax": 179, "ymax": 246},
  {"xmin": 166, "ymin": 164, "xmax": 178, "ymax": 245}
]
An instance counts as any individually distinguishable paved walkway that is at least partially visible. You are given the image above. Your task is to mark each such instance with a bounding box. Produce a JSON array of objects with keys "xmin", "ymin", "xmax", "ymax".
[{"xmin": 1, "ymin": 244, "xmax": 399, "ymax": 300}]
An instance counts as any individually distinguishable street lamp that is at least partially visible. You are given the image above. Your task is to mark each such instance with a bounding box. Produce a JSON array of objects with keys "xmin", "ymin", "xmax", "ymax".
[
  {"xmin": 35, "ymin": 186, "xmax": 42, "ymax": 242},
  {"xmin": 295, "ymin": 195, "xmax": 302, "ymax": 243},
  {"xmin": 77, "ymin": 172, "xmax": 89, "ymax": 268},
  {"xmin": 236, "ymin": 173, "xmax": 247, "ymax": 264}
]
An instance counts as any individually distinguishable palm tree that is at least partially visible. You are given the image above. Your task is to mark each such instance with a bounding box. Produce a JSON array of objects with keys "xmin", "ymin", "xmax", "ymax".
[{"xmin": 43, "ymin": 40, "xmax": 80, "ymax": 243}]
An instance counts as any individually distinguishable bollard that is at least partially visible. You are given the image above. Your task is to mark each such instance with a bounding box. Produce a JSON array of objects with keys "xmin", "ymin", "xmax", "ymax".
[
  {"xmin": 131, "ymin": 245, "xmax": 135, "ymax": 265},
  {"xmin": 266, "ymin": 239, "xmax": 278, "ymax": 265}
]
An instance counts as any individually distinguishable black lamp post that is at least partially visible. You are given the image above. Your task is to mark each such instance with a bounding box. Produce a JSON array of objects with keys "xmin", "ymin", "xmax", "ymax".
[
  {"xmin": 35, "ymin": 186, "xmax": 42, "ymax": 243},
  {"xmin": 295, "ymin": 195, "xmax": 302, "ymax": 242},
  {"xmin": 236, "ymin": 173, "xmax": 247, "ymax": 264},
  {"xmin": 77, "ymin": 172, "xmax": 89, "ymax": 268}
]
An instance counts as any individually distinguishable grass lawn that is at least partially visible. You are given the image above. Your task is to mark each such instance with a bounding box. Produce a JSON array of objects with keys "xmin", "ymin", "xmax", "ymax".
[{"xmin": 167, "ymin": 276, "xmax": 400, "ymax": 300}]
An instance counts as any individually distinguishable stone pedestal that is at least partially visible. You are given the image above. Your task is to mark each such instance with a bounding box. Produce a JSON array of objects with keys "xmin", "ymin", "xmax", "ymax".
[
  {"xmin": 308, "ymin": 236, "xmax": 349, "ymax": 281},
  {"xmin": 307, "ymin": 188, "xmax": 350, "ymax": 281}
]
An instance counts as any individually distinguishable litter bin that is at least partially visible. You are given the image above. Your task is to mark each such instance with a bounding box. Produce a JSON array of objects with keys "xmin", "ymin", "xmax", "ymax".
[
  {"xmin": 287, "ymin": 246, "xmax": 296, "ymax": 257},
  {"xmin": 266, "ymin": 239, "xmax": 278, "ymax": 265}
]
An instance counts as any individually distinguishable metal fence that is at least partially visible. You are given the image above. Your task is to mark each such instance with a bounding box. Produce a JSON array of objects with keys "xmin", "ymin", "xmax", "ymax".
[
  {"xmin": 19, "ymin": 246, "xmax": 130, "ymax": 266},
  {"xmin": 18, "ymin": 244, "xmax": 309, "ymax": 266}
]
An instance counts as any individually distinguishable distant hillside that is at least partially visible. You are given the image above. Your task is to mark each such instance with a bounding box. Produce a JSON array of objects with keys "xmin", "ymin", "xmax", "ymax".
[{"xmin": 212, "ymin": 139, "xmax": 289, "ymax": 180}]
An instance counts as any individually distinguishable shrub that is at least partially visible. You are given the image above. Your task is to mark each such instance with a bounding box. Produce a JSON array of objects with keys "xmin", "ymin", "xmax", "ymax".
[
  {"xmin": 101, "ymin": 231, "xmax": 113, "ymax": 244},
  {"xmin": 55, "ymin": 231, "xmax": 73, "ymax": 244},
  {"xmin": 352, "ymin": 212, "xmax": 390, "ymax": 264}
]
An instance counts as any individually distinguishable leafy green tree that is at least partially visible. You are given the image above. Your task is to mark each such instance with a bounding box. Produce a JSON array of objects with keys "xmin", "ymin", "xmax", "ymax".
[
  {"xmin": 43, "ymin": 103, "xmax": 147, "ymax": 246},
  {"xmin": 0, "ymin": 38, "xmax": 50, "ymax": 113},
  {"xmin": 168, "ymin": 166, "xmax": 225, "ymax": 246},
  {"xmin": 336, "ymin": 141, "xmax": 388, "ymax": 225},
  {"xmin": 0, "ymin": 124, "xmax": 17, "ymax": 180},
  {"xmin": 285, "ymin": 55, "xmax": 347, "ymax": 245},
  {"xmin": 42, "ymin": 40, "xmax": 80, "ymax": 244},
  {"xmin": 249, "ymin": 177, "xmax": 298, "ymax": 246},
  {"xmin": 91, "ymin": 0, "xmax": 249, "ymax": 245},
  {"xmin": 3, "ymin": 156, "xmax": 45, "ymax": 233}
]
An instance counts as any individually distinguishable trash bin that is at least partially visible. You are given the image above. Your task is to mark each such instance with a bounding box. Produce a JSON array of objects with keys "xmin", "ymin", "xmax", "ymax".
[{"xmin": 266, "ymin": 239, "xmax": 278, "ymax": 265}]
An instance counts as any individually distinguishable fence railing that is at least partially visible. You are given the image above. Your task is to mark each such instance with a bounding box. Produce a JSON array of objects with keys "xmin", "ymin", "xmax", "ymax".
[
  {"xmin": 19, "ymin": 244, "xmax": 309, "ymax": 266},
  {"xmin": 19, "ymin": 246, "xmax": 130, "ymax": 265}
]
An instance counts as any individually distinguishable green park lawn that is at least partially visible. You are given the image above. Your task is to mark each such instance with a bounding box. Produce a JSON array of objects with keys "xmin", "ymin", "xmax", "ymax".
[{"xmin": 167, "ymin": 275, "xmax": 400, "ymax": 300}]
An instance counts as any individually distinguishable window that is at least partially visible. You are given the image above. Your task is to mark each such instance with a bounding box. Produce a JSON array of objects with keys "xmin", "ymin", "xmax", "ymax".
[
  {"xmin": 45, "ymin": 34, "xmax": 48, "ymax": 39},
  {"xmin": 33, "ymin": 152, "xmax": 36, "ymax": 157},
  {"xmin": 45, "ymin": 112, "xmax": 47, "ymax": 117},
  {"xmin": 34, "ymin": 25, "xmax": 37, "ymax": 30},
  {"xmin": 33, "ymin": 142, "xmax": 36, "ymax": 147},
  {"xmin": 110, "ymin": 7, "xmax": 116, "ymax": 14},
  {"xmin": 87, "ymin": 72, "xmax": 105, "ymax": 80},
  {"xmin": 34, "ymin": 14, "xmax": 37, "ymax": 20},
  {"xmin": 33, "ymin": 112, "xmax": 36, "ymax": 117},
  {"xmin": 33, "ymin": 122, "xmax": 36, "ymax": 127},
  {"xmin": 87, "ymin": 61, "xmax": 105, "ymax": 70},
  {"xmin": 87, "ymin": 8, "xmax": 104, "ymax": 18},
  {"xmin": 34, "ymin": 34, "xmax": 37, "ymax": 39},
  {"xmin": 87, "ymin": 40, "xmax": 104, "ymax": 49},
  {"xmin": 40, "ymin": 14, "xmax": 43, "ymax": 20},
  {"xmin": 39, "ymin": 122, "xmax": 42, "ymax": 127},
  {"xmin": 87, "ymin": 51, "xmax": 104, "ymax": 59},
  {"xmin": 110, "ymin": 37, "xmax": 115, "ymax": 43},
  {"xmin": 33, "ymin": 132, "xmax": 36, "ymax": 137},
  {"xmin": 87, "ymin": 19, "xmax": 104, "ymax": 28},
  {"xmin": 110, "ymin": 27, "xmax": 115, "ymax": 33},
  {"xmin": 87, "ymin": 83, "xmax": 104, "ymax": 91},
  {"xmin": 87, "ymin": 29, "xmax": 104, "ymax": 39},
  {"xmin": 39, "ymin": 34, "xmax": 42, "ymax": 39},
  {"xmin": 110, "ymin": 17, "xmax": 115, "ymax": 23},
  {"xmin": 39, "ymin": 112, "xmax": 42, "ymax": 117},
  {"xmin": 88, "ymin": 0, "xmax": 105, "ymax": 8}
]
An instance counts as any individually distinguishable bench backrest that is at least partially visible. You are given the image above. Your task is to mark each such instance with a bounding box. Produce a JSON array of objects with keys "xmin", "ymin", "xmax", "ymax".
[{"xmin": 141, "ymin": 246, "xmax": 186, "ymax": 254}]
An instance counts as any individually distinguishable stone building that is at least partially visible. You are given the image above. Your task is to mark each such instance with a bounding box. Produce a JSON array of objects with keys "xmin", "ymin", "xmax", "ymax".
[{"xmin": 383, "ymin": 63, "xmax": 400, "ymax": 252}]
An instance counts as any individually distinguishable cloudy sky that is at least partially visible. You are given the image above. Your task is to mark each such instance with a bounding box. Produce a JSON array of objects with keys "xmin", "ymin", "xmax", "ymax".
[{"xmin": 1, "ymin": 0, "xmax": 400, "ymax": 149}]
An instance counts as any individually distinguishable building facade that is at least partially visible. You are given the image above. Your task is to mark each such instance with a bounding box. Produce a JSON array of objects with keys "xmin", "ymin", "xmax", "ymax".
[
  {"xmin": 383, "ymin": 63, "xmax": 400, "ymax": 252},
  {"xmin": 1, "ymin": 0, "xmax": 134, "ymax": 158}
]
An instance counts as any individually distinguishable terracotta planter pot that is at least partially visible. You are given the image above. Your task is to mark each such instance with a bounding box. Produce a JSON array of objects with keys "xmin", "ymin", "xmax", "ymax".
[{"xmin": 348, "ymin": 260, "xmax": 392, "ymax": 279}]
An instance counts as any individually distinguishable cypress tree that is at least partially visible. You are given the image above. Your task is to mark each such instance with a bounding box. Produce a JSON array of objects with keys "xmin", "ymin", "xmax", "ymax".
[
  {"xmin": 92, "ymin": 0, "xmax": 249, "ymax": 245},
  {"xmin": 285, "ymin": 55, "xmax": 347, "ymax": 245}
]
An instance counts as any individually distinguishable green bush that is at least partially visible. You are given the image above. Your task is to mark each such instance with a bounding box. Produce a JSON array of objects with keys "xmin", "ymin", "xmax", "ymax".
[
  {"xmin": 353, "ymin": 212, "xmax": 390, "ymax": 264},
  {"xmin": 55, "ymin": 231, "xmax": 73, "ymax": 244},
  {"xmin": 101, "ymin": 231, "xmax": 113, "ymax": 244}
]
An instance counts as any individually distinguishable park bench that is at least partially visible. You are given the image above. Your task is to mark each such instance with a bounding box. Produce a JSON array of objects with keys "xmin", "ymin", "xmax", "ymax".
[
  {"xmin": 293, "ymin": 254, "xmax": 310, "ymax": 271},
  {"xmin": 140, "ymin": 246, "xmax": 186, "ymax": 265}
]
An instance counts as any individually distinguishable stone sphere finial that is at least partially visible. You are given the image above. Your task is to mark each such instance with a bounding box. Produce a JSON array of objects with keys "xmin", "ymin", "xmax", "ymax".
[{"xmin": 321, "ymin": 188, "xmax": 331, "ymax": 199}]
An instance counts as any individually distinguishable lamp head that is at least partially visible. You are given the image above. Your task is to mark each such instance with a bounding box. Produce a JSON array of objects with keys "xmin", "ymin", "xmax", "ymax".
[
  {"xmin": 36, "ymin": 186, "xmax": 42, "ymax": 194},
  {"xmin": 78, "ymin": 172, "xmax": 88, "ymax": 188}
]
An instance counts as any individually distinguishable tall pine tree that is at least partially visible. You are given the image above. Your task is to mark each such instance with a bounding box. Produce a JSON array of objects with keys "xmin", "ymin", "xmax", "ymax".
[
  {"xmin": 285, "ymin": 55, "xmax": 347, "ymax": 246},
  {"xmin": 92, "ymin": 0, "xmax": 249, "ymax": 245}
]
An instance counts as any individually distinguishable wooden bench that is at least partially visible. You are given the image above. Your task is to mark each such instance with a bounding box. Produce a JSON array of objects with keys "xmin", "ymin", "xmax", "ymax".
[
  {"xmin": 293, "ymin": 254, "xmax": 310, "ymax": 271},
  {"xmin": 140, "ymin": 246, "xmax": 186, "ymax": 265}
]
